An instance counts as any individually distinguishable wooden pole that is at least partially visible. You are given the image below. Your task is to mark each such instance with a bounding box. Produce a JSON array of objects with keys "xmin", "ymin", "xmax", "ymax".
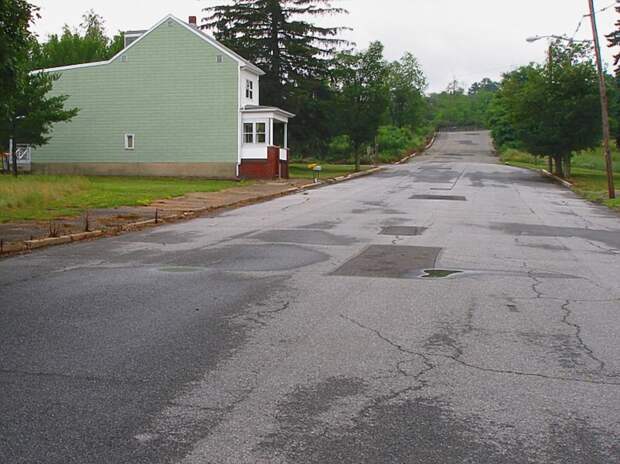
[{"xmin": 588, "ymin": 0, "xmax": 616, "ymax": 199}]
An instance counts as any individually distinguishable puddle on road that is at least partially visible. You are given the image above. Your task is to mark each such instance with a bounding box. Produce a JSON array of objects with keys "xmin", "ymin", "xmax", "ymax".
[
  {"xmin": 158, "ymin": 267, "xmax": 205, "ymax": 273},
  {"xmin": 410, "ymin": 194, "xmax": 467, "ymax": 201},
  {"xmin": 420, "ymin": 269, "xmax": 463, "ymax": 279}
]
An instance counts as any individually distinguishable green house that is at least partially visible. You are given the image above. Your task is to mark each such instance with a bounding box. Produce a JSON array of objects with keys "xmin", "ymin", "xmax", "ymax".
[{"xmin": 33, "ymin": 14, "xmax": 294, "ymax": 179}]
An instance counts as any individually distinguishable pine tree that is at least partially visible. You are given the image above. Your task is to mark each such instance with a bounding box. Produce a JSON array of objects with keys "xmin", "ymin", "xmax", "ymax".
[
  {"xmin": 606, "ymin": 5, "xmax": 620, "ymax": 76},
  {"xmin": 202, "ymin": 0, "xmax": 349, "ymax": 109}
]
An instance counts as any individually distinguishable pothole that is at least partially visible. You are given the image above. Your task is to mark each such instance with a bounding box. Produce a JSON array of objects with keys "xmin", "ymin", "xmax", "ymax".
[
  {"xmin": 332, "ymin": 245, "xmax": 441, "ymax": 279},
  {"xmin": 420, "ymin": 269, "xmax": 463, "ymax": 279},
  {"xmin": 380, "ymin": 226, "xmax": 427, "ymax": 237},
  {"xmin": 410, "ymin": 194, "xmax": 467, "ymax": 201}
]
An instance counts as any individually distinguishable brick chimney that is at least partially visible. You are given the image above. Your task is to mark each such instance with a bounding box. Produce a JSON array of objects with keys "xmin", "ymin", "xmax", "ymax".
[{"xmin": 188, "ymin": 16, "xmax": 197, "ymax": 27}]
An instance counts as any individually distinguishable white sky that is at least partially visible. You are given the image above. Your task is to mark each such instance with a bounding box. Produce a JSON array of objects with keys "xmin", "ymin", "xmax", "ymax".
[{"xmin": 31, "ymin": 0, "xmax": 620, "ymax": 92}]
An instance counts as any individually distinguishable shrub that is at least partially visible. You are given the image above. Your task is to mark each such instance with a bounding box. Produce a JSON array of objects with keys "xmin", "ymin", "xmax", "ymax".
[
  {"xmin": 327, "ymin": 134, "xmax": 353, "ymax": 161},
  {"xmin": 376, "ymin": 125, "xmax": 421, "ymax": 162}
]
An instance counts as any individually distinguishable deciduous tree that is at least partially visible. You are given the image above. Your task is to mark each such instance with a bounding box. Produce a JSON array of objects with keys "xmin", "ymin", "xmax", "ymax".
[
  {"xmin": 489, "ymin": 41, "xmax": 601, "ymax": 177},
  {"xmin": 332, "ymin": 41, "xmax": 390, "ymax": 170},
  {"xmin": 0, "ymin": 64, "xmax": 78, "ymax": 175}
]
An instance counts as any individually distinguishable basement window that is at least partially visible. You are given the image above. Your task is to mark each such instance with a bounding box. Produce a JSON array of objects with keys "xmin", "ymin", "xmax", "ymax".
[{"xmin": 124, "ymin": 133, "xmax": 135, "ymax": 150}]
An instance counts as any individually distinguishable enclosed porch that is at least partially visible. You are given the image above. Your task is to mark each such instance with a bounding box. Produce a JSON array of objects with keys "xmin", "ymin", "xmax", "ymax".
[{"xmin": 239, "ymin": 106, "xmax": 295, "ymax": 179}]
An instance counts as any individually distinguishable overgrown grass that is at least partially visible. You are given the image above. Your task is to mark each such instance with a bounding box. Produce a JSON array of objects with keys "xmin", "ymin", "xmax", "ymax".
[
  {"xmin": 0, "ymin": 175, "xmax": 243, "ymax": 222},
  {"xmin": 289, "ymin": 163, "xmax": 372, "ymax": 180},
  {"xmin": 500, "ymin": 148, "xmax": 620, "ymax": 211}
]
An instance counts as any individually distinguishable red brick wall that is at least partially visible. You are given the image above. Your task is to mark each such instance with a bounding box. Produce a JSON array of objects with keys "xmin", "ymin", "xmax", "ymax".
[{"xmin": 239, "ymin": 147, "xmax": 289, "ymax": 180}]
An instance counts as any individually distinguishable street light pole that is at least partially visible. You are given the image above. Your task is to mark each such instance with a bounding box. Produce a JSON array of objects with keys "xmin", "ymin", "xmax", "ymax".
[{"xmin": 587, "ymin": 0, "xmax": 616, "ymax": 199}]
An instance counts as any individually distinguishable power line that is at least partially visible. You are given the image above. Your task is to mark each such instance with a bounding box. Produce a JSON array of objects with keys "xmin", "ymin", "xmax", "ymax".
[{"xmin": 572, "ymin": 2, "xmax": 617, "ymax": 39}]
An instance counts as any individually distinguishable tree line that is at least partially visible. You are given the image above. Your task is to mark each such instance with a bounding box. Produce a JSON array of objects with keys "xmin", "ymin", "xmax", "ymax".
[{"xmin": 4, "ymin": 0, "xmax": 615, "ymax": 178}]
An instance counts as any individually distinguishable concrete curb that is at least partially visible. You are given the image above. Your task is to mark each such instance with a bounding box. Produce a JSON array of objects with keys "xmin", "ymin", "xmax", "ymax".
[
  {"xmin": 394, "ymin": 133, "xmax": 437, "ymax": 165},
  {"xmin": 541, "ymin": 169, "xmax": 574, "ymax": 189},
  {"xmin": 23, "ymin": 230, "xmax": 105, "ymax": 251},
  {"xmin": 0, "ymin": 166, "xmax": 386, "ymax": 258}
]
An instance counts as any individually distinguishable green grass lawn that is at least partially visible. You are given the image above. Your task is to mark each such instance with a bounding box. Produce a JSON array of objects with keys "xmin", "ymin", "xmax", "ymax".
[
  {"xmin": 500, "ymin": 148, "xmax": 620, "ymax": 211},
  {"xmin": 0, "ymin": 175, "xmax": 243, "ymax": 222},
  {"xmin": 289, "ymin": 163, "xmax": 372, "ymax": 180}
]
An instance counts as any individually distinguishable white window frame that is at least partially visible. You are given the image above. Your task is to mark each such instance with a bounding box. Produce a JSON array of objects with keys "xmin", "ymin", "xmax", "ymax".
[
  {"xmin": 242, "ymin": 122, "xmax": 268, "ymax": 145},
  {"xmin": 124, "ymin": 133, "xmax": 135, "ymax": 150},
  {"xmin": 243, "ymin": 123, "xmax": 254, "ymax": 144},
  {"xmin": 255, "ymin": 122, "xmax": 266, "ymax": 144},
  {"xmin": 246, "ymin": 79, "xmax": 254, "ymax": 100}
]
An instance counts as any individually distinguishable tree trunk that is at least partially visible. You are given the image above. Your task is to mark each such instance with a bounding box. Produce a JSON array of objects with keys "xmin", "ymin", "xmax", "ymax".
[
  {"xmin": 564, "ymin": 155, "xmax": 571, "ymax": 179},
  {"xmin": 548, "ymin": 156, "xmax": 553, "ymax": 173},
  {"xmin": 11, "ymin": 139, "xmax": 18, "ymax": 177},
  {"xmin": 554, "ymin": 155, "xmax": 564, "ymax": 178},
  {"xmin": 354, "ymin": 142, "xmax": 360, "ymax": 172}
]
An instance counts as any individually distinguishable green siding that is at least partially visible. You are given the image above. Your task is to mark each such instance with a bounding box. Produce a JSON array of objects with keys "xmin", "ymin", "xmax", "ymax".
[{"xmin": 34, "ymin": 19, "xmax": 239, "ymax": 164}]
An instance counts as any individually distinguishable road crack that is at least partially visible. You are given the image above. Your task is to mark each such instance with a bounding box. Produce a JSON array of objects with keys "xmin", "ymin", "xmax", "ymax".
[{"xmin": 340, "ymin": 314, "xmax": 620, "ymax": 387}]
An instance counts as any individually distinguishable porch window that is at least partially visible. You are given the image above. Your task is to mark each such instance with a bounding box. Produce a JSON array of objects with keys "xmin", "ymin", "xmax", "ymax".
[
  {"xmin": 243, "ymin": 122, "xmax": 268, "ymax": 144},
  {"xmin": 256, "ymin": 122, "xmax": 266, "ymax": 143},
  {"xmin": 243, "ymin": 123, "xmax": 254, "ymax": 143},
  {"xmin": 246, "ymin": 80, "xmax": 254, "ymax": 100}
]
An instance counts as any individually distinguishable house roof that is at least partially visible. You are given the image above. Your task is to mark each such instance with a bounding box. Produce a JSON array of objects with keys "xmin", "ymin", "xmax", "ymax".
[
  {"xmin": 33, "ymin": 14, "xmax": 265, "ymax": 76},
  {"xmin": 241, "ymin": 105, "xmax": 296, "ymax": 120}
]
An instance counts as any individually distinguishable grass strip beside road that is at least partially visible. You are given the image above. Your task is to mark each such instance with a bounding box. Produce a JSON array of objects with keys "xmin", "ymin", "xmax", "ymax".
[
  {"xmin": 0, "ymin": 175, "xmax": 243, "ymax": 222},
  {"xmin": 501, "ymin": 149, "xmax": 620, "ymax": 211},
  {"xmin": 289, "ymin": 163, "xmax": 372, "ymax": 180}
]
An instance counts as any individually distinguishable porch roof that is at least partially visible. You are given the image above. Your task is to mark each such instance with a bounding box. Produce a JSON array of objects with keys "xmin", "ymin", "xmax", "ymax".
[{"xmin": 241, "ymin": 105, "xmax": 296, "ymax": 122}]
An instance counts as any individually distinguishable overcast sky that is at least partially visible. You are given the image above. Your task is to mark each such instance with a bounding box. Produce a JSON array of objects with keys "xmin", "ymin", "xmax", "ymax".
[{"xmin": 30, "ymin": 0, "xmax": 620, "ymax": 92}]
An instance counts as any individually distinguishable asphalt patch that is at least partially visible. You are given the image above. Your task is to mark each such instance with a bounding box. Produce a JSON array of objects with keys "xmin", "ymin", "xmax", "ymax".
[
  {"xmin": 296, "ymin": 221, "xmax": 339, "ymax": 230},
  {"xmin": 332, "ymin": 245, "xmax": 441, "ymax": 278},
  {"xmin": 173, "ymin": 244, "xmax": 330, "ymax": 271},
  {"xmin": 251, "ymin": 230, "xmax": 356, "ymax": 246},
  {"xmin": 490, "ymin": 223, "xmax": 620, "ymax": 250},
  {"xmin": 380, "ymin": 226, "xmax": 427, "ymax": 236},
  {"xmin": 410, "ymin": 194, "xmax": 467, "ymax": 201}
]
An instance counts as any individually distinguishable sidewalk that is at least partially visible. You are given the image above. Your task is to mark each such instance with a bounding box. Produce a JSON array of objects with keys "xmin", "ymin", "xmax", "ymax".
[{"xmin": 0, "ymin": 179, "xmax": 311, "ymax": 253}]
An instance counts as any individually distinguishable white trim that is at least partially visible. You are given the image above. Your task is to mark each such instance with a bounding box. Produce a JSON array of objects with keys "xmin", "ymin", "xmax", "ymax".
[
  {"xmin": 241, "ymin": 106, "xmax": 296, "ymax": 120},
  {"xmin": 237, "ymin": 65, "xmax": 242, "ymax": 176},
  {"xmin": 33, "ymin": 14, "xmax": 265, "ymax": 76},
  {"xmin": 124, "ymin": 133, "xmax": 135, "ymax": 150},
  {"xmin": 269, "ymin": 118, "xmax": 274, "ymax": 145}
]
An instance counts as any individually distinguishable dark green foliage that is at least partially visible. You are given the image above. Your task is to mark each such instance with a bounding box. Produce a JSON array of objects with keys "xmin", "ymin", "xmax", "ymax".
[
  {"xmin": 387, "ymin": 53, "xmax": 427, "ymax": 128},
  {"xmin": 331, "ymin": 41, "xmax": 390, "ymax": 170},
  {"xmin": 203, "ymin": 0, "xmax": 349, "ymax": 104},
  {"xmin": 203, "ymin": 0, "xmax": 349, "ymax": 155},
  {"xmin": 429, "ymin": 78, "xmax": 499, "ymax": 129},
  {"xmin": 606, "ymin": 5, "xmax": 620, "ymax": 76},
  {"xmin": 488, "ymin": 41, "xmax": 602, "ymax": 176},
  {"xmin": 468, "ymin": 78, "xmax": 499, "ymax": 95},
  {"xmin": 376, "ymin": 125, "xmax": 423, "ymax": 162},
  {"xmin": 0, "ymin": 0, "xmax": 38, "ymax": 116},
  {"xmin": 0, "ymin": 68, "xmax": 79, "ymax": 148},
  {"xmin": 0, "ymin": 4, "xmax": 80, "ymax": 175},
  {"xmin": 33, "ymin": 10, "xmax": 124, "ymax": 69}
]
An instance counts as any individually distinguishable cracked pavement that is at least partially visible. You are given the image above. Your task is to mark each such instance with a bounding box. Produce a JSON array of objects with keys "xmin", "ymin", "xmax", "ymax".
[{"xmin": 1, "ymin": 131, "xmax": 619, "ymax": 463}]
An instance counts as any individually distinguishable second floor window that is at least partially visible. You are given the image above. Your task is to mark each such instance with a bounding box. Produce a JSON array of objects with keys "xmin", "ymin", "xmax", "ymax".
[{"xmin": 246, "ymin": 80, "xmax": 254, "ymax": 100}]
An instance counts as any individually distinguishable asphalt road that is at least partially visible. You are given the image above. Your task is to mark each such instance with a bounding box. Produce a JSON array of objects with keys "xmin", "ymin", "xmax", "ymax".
[{"xmin": 1, "ymin": 131, "xmax": 619, "ymax": 463}]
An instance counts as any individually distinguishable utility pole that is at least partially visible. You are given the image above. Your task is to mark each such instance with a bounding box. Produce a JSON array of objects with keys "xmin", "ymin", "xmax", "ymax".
[
  {"xmin": 548, "ymin": 43, "xmax": 555, "ymax": 174},
  {"xmin": 588, "ymin": 0, "xmax": 616, "ymax": 199}
]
